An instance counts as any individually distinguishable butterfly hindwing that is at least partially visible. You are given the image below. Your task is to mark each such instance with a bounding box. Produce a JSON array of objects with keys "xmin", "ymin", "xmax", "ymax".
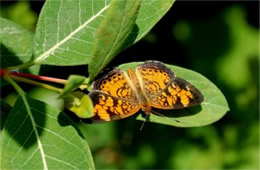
[
  {"xmin": 149, "ymin": 77, "xmax": 204, "ymax": 109},
  {"xmin": 89, "ymin": 91, "xmax": 140, "ymax": 122}
]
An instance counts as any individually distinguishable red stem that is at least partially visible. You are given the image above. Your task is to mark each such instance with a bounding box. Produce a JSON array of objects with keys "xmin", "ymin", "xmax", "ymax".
[
  {"xmin": 0, "ymin": 68, "xmax": 8, "ymax": 77},
  {"xmin": 9, "ymin": 72, "xmax": 67, "ymax": 84}
]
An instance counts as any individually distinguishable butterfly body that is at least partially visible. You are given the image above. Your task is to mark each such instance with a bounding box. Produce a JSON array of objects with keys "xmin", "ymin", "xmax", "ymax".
[
  {"xmin": 127, "ymin": 68, "xmax": 152, "ymax": 114},
  {"xmin": 88, "ymin": 61, "xmax": 203, "ymax": 123}
]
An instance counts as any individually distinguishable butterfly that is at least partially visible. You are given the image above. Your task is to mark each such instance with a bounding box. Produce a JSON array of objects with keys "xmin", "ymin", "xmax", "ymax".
[{"xmin": 88, "ymin": 60, "xmax": 204, "ymax": 122}]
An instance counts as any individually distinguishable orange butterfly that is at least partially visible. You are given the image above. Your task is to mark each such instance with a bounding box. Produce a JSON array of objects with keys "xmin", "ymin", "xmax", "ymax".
[{"xmin": 88, "ymin": 61, "xmax": 203, "ymax": 122}]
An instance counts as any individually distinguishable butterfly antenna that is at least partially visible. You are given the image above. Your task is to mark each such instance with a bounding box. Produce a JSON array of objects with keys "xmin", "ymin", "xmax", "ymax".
[{"xmin": 139, "ymin": 114, "xmax": 149, "ymax": 131}]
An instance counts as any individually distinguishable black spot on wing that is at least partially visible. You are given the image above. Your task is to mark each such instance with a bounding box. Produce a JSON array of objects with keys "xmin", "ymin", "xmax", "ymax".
[{"xmin": 92, "ymin": 69, "xmax": 122, "ymax": 90}]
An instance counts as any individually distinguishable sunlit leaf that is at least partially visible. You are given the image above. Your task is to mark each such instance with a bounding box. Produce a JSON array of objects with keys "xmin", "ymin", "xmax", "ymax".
[
  {"xmin": 118, "ymin": 62, "xmax": 229, "ymax": 127},
  {"xmin": 134, "ymin": 0, "xmax": 175, "ymax": 43},
  {"xmin": 28, "ymin": 87, "xmax": 64, "ymax": 110},
  {"xmin": 33, "ymin": 0, "xmax": 175, "ymax": 66},
  {"xmin": 33, "ymin": 0, "xmax": 111, "ymax": 65},
  {"xmin": 64, "ymin": 91, "xmax": 94, "ymax": 119},
  {"xmin": 88, "ymin": 0, "xmax": 141, "ymax": 81},
  {"xmin": 0, "ymin": 96, "xmax": 94, "ymax": 169}
]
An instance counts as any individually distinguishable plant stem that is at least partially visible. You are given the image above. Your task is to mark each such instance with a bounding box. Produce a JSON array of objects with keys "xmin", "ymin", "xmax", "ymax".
[
  {"xmin": 7, "ymin": 60, "xmax": 36, "ymax": 71},
  {"xmin": 10, "ymin": 72, "xmax": 68, "ymax": 84},
  {"xmin": 9, "ymin": 74, "xmax": 63, "ymax": 94},
  {"xmin": 4, "ymin": 75, "xmax": 26, "ymax": 95}
]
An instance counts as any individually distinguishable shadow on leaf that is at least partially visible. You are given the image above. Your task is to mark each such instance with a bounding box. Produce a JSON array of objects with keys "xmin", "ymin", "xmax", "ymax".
[
  {"xmin": 57, "ymin": 110, "xmax": 86, "ymax": 139},
  {"xmin": 2, "ymin": 96, "xmax": 46, "ymax": 149}
]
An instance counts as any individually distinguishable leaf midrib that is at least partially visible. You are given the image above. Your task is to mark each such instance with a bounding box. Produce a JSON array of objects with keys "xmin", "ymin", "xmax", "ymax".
[
  {"xmin": 4, "ymin": 76, "xmax": 48, "ymax": 169},
  {"xmin": 34, "ymin": 4, "xmax": 110, "ymax": 64}
]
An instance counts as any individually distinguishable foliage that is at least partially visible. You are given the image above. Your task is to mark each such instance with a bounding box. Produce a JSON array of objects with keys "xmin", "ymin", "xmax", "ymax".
[
  {"xmin": 0, "ymin": 18, "xmax": 40, "ymax": 74},
  {"xmin": 1, "ymin": 96, "xmax": 94, "ymax": 169}
]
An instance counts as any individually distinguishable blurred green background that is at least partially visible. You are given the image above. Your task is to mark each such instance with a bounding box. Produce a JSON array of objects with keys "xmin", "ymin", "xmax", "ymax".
[{"xmin": 1, "ymin": 1, "xmax": 259, "ymax": 169}]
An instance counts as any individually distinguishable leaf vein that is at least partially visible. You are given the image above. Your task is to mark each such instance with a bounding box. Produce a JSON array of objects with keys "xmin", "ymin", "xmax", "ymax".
[
  {"xmin": 34, "ymin": 4, "xmax": 110, "ymax": 64},
  {"xmin": 36, "ymin": 125, "xmax": 87, "ymax": 156},
  {"xmin": 45, "ymin": 155, "xmax": 79, "ymax": 169}
]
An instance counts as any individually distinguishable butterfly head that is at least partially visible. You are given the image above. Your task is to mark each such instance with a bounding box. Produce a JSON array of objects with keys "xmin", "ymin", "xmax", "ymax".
[{"xmin": 141, "ymin": 103, "xmax": 152, "ymax": 115}]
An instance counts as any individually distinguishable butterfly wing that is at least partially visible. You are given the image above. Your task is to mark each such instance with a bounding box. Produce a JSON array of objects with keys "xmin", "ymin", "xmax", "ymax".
[
  {"xmin": 136, "ymin": 60, "xmax": 175, "ymax": 96},
  {"xmin": 93, "ymin": 69, "xmax": 137, "ymax": 100},
  {"xmin": 136, "ymin": 61, "xmax": 203, "ymax": 109},
  {"xmin": 89, "ymin": 91, "xmax": 141, "ymax": 122},
  {"xmin": 89, "ymin": 69, "xmax": 140, "ymax": 122},
  {"xmin": 149, "ymin": 77, "xmax": 204, "ymax": 109}
]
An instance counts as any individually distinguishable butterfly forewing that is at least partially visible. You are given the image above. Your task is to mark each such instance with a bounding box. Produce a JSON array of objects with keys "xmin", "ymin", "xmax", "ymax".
[
  {"xmin": 136, "ymin": 61, "xmax": 175, "ymax": 97},
  {"xmin": 93, "ymin": 69, "xmax": 137, "ymax": 101},
  {"xmin": 137, "ymin": 61, "xmax": 203, "ymax": 110}
]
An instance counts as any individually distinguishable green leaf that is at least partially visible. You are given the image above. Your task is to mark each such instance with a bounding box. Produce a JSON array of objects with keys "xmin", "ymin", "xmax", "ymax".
[
  {"xmin": 117, "ymin": 62, "xmax": 229, "ymax": 127},
  {"xmin": 134, "ymin": 0, "xmax": 175, "ymax": 43},
  {"xmin": 0, "ymin": 99, "xmax": 11, "ymax": 130},
  {"xmin": 28, "ymin": 87, "xmax": 64, "ymax": 109},
  {"xmin": 0, "ymin": 96, "xmax": 94, "ymax": 169},
  {"xmin": 0, "ymin": 18, "xmax": 40, "ymax": 74},
  {"xmin": 33, "ymin": 0, "xmax": 111, "ymax": 65},
  {"xmin": 88, "ymin": 0, "xmax": 141, "ymax": 81},
  {"xmin": 64, "ymin": 91, "xmax": 94, "ymax": 119},
  {"xmin": 33, "ymin": 0, "xmax": 175, "ymax": 66},
  {"xmin": 59, "ymin": 75, "xmax": 86, "ymax": 98}
]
